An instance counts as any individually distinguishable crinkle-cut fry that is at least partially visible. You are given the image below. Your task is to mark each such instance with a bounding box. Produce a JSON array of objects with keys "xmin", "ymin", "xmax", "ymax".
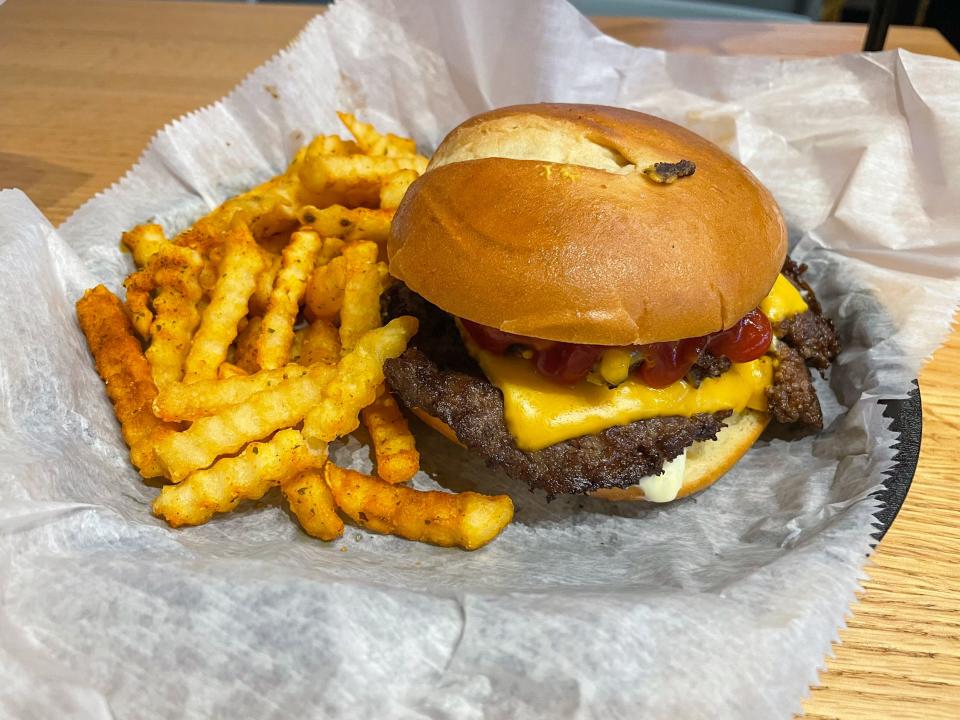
[
  {"xmin": 319, "ymin": 237, "xmax": 345, "ymax": 264},
  {"xmin": 249, "ymin": 250, "xmax": 281, "ymax": 316},
  {"xmin": 337, "ymin": 112, "xmax": 419, "ymax": 158},
  {"xmin": 302, "ymin": 316, "xmax": 418, "ymax": 448},
  {"xmin": 282, "ymin": 468, "xmax": 344, "ymax": 541},
  {"xmin": 157, "ymin": 318, "xmax": 413, "ymax": 480},
  {"xmin": 234, "ymin": 315, "xmax": 261, "ymax": 373},
  {"xmin": 303, "ymin": 255, "xmax": 346, "ymax": 321},
  {"xmin": 153, "ymin": 429, "xmax": 324, "ymax": 528},
  {"xmin": 122, "ymin": 266, "xmax": 155, "ymax": 339},
  {"xmin": 153, "ymin": 364, "xmax": 309, "ymax": 422},
  {"xmin": 297, "ymin": 205, "xmax": 393, "ymax": 243},
  {"xmin": 76, "ymin": 285, "xmax": 178, "ymax": 479},
  {"xmin": 304, "ymin": 134, "xmax": 360, "ymax": 159},
  {"xmin": 324, "ymin": 464, "xmax": 513, "ymax": 550},
  {"xmin": 218, "ymin": 362, "xmax": 247, "ymax": 380},
  {"xmin": 254, "ymin": 229, "xmax": 322, "ymax": 370},
  {"xmin": 182, "ymin": 222, "xmax": 264, "ymax": 383},
  {"xmin": 122, "ymin": 223, "xmax": 169, "ymax": 269},
  {"xmin": 339, "ymin": 242, "xmax": 388, "ymax": 354},
  {"xmin": 145, "ymin": 245, "xmax": 204, "ymax": 388},
  {"xmin": 299, "ymin": 319, "xmax": 341, "ymax": 366},
  {"xmin": 362, "ymin": 388, "xmax": 420, "ymax": 484},
  {"xmin": 379, "ymin": 170, "xmax": 419, "ymax": 211},
  {"xmin": 299, "ymin": 155, "xmax": 427, "ymax": 206},
  {"xmin": 155, "ymin": 361, "xmax": 335, "ymax": 481}
]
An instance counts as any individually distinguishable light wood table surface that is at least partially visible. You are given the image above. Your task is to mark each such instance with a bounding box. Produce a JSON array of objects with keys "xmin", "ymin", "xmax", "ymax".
[{"xmin": 1, "ymin": 2, "xmax": 958, "ymax": 718}]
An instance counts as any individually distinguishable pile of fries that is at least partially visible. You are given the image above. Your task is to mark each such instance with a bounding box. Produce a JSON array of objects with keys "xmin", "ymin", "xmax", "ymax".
[{"xmin": 76, "ymin": 113, "xmax": 513, "ymax": 550}]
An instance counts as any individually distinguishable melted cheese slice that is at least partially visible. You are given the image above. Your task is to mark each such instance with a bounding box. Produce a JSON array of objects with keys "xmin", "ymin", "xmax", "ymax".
[{"xmin": 463, "ymin": 274, "xmax": 808, "ymax": 452}]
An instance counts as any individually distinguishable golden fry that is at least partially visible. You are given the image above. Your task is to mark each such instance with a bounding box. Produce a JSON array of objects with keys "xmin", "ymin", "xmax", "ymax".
[
  {"xmin": 153, "ymin": 364, "xmax": 309, "ymax": 422},
  {"xmin": 182, "ymin": 222, "xmax": 264, "ymax": 383},
  {"xmin": 337, "ymin": 111, "xmax": 419, "ymax": 157},
  {"xmin": 304, "ymin": 134, "xmax": 360, "ymax": 159},
  {"xmin": 122, "ymin": 223, "xmax": 169, "ymax": 269},
  {"xmin": 379, "ymin": 169, "xmax": 418, "ymax": 210},
  {"xmin": 218, "ymin": 362, "xmax": 247, "ymax": 379},
  {"xmin": 362, "ymin": 388, "xmax": 419, "ymax": 484},
  {"xmin": 298, "ymin": 205, "xmax": 393, "ymax": 243},
  {"xmin": 153, "ymin": 429, "xmax": 323, "ymax": 527},
  {"xmin": 282, "ymin": 468, "xmax": 344, "ymax": 541},
  {"xmin": 299, "ymin": 319, "xmax": 341, "ymax": 366},
  {"xmin": 122, "ymin": 267, "xmax": 155, "ymax": 339},
  {"xmin": 324, "ymin": 464, "xmax": 514, "ymax": 550},
  {"xmin": 254, "ymin": 229, "xmax": 322, "ymax": 370},
  {"xmin": 76, "ymin": 286, "xmax": 178, "ymax": 478},
  {"xmin": 299, "ymin": 155, "xmax": 427, "ymax": 206},
  {"xmin": 145, "ymin": 245, "xmax": 204, "ymax": 388},
  {"xmin": 339, "ymin": 241, "xmax": 387, "ymax": 354},
  {"xmin": 249, "ymin": 250, "xmax": 281, "ymax": 316},
  {"xmin": 234, "ymin": 315, "xmax": 261, "ymax": 373},
  {"xmin": 302, "ymin": 316, "xmax": 418, "ymax": 447},
  {"xmin": 303, "ymin": 255, "xmax": 346, "ymax": 321},
  {"xmin": 155, "ymin": 361, "xmax": 335, "ymax": 481}
]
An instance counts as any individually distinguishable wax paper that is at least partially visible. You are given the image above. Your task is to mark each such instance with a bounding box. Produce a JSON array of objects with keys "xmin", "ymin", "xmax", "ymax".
[{"xmin": 2, "ymin": 0, "xmax": 959, "ymax": 717}]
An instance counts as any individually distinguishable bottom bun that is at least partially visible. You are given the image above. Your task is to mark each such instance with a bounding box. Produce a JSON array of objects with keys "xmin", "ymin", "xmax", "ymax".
[
  {"xmin": 413, "ymin": 406, "xmax": 769, "ymax": 501},
  {"xmin": 590, "ymin": 410, "xmax": 770, "ymax": 501}
]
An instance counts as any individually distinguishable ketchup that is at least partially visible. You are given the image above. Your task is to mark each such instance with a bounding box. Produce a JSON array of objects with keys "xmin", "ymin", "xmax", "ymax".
[{"xmin": 460, "ymin": 310, "xmax": 772, "ymax": 388}]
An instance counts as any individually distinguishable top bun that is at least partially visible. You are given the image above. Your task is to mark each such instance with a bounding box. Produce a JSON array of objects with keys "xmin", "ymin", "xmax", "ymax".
[{"xmin": 388, "ymin": 104, "xmax": 787, "ymax": 346}]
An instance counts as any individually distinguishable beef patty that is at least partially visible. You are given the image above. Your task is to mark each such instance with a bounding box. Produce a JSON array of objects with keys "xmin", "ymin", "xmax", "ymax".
[{"xmin": 382, "ymin": 261, "xmax": 839, "ymax": 496}]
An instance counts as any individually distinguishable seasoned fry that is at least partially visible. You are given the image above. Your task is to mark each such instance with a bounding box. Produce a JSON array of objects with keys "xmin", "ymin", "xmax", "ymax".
[
  {"xmin": 302, "ymin": 316, "xmax": 418, "ymax": 447},
  {"xmin": 153, "ymin": 364, "xmax": 309, "ymax": 422},
  {"xmin": 254, "ymin": 229, "xmax": 322, "ymax": 369},
  {"xmin": 76, "ymin": 286, "xmax": 178, "ymax": 478},
  {"xmin": 303, "ymin": 255, "xmax": 346, "ymax": 321},
  {"xmin": 304, "ymin": 134, "xmax": 360, "ymax": 159},
  {"xmin": 234, "ymin": 315, "xmax": 261, "ymax": 373},
  {"xmin": 298, "ymin": 204, "xmax": 393, "ymax": 243},
  {"xmin": 362, "ymin": 388, "xmax": 420, "ymax": 484},
  {"xmin": 153, "ymin": 429, "xmax": 323, "ymax": 527},
  {"xmin": 337, "ymin": 111, "xmax": 419, "ymax": 157},
  {"xmin": 145, "ymin": 245, "xmax": 204, "ymax": 388},
  {"xmin": 218, "ymin": 362, "xmax": 247, "ymax": 379},
  {"xmin": 282, "ymin": 468, "xmax": 344, "ymax": 541},
  {"xmin": 299, "ymin": 319, "xmax": 341, "ymax": 366},
  {"xmin": 122, "ymin": 267, "xmax": 155, "ymax": 339},
  {"xmin": 249, "ymin": 250, "xmax": 281, "ymax": 316},
  {"xmin": 379, "ymin": 169, "xmax": 418, "ymax": 210},
  {"xmin": 182, "ymin": 222, "xmax": 264, "ymax": 383},
  {"xmin": 299, "ymin": 155, "xmax": 427, "ymax": 206},
  {"xmin": 122, "ymin": 223, "xmax": 169, "ymax": 269},
  {"xmin": 324, "ymin": 464, "xmax": 513, "ymax": 550},
  {"xmin": 155, "ymin": 362, "xmax": 336, "ymax": 481},
  {"xmin": 339, "ymin": 241, "xmax": 387, "ymax": 354}
]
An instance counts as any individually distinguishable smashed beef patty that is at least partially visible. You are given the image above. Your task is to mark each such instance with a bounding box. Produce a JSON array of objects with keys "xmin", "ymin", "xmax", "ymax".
[{"xmin": 382, "ymin": 260, "xmax": 839, "ymax": 496}]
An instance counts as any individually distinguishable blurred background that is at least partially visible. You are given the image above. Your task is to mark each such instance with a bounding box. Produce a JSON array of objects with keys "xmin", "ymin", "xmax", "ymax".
[{"xmin": 242, "ymin": 0, "xmax": 958, "ymax": 51}]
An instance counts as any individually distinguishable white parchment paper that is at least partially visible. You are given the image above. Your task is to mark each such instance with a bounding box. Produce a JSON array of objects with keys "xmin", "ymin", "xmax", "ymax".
[{"xmin": 2, "ymin": 1, "xmax": 960, "ymax": 717}]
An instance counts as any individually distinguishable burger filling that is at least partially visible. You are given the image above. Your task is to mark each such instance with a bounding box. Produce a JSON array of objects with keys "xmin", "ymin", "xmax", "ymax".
[{"xmin": 382, "ymin": 260, "xmax": 839, "ymax": 497}]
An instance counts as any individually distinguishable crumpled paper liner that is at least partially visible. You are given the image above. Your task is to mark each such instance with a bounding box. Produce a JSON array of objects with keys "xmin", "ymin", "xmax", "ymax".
[{"xmin": 1, "ymin": 0, "xmax": 959, "ymax": 717}]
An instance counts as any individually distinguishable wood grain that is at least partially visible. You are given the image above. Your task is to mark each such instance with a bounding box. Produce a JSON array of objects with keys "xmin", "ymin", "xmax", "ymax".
[{"xmin": 1, "ymin": 1, "xmax": 958, "ymax": 717}]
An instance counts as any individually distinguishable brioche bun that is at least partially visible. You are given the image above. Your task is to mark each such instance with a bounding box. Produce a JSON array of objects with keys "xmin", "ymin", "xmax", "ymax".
[
  {"xmin": 388, "ymin": 103, "xmax": 787, "ymax": 346},
  {"xmin": 589, "ymin": 410, "xmax": 770, "ymax": 501}
]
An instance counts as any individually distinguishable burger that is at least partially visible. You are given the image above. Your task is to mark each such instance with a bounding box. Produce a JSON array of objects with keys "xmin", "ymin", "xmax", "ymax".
[{"xmin": 381, "ymin": 104, "xmax": 839, "ymax": 501}]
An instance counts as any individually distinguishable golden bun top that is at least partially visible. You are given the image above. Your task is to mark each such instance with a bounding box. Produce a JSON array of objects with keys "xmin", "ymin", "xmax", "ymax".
[{"xmin": 388, "ymin": 103, "xmax": 787, "ymax": 345}]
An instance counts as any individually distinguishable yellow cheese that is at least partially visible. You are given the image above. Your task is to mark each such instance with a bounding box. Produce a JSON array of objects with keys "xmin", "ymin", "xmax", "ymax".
[
  {"xmin": 761, "ymin": 274, "xmax": 808, "ymax": 323},
  {"xmin": 461, "ymin": 274, "xmax": 807, "ymax": 452}
]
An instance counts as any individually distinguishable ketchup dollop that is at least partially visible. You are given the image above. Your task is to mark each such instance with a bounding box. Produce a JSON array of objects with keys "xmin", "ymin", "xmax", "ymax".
[{"xmin": 460, "ymin": 309, "xmax": 772, "ymax": 388}]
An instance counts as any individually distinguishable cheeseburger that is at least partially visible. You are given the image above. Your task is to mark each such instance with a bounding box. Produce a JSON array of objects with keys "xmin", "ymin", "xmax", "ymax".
[{"xmin": 382, "ymin": 104, "xmax": 839, "ymax": 501}]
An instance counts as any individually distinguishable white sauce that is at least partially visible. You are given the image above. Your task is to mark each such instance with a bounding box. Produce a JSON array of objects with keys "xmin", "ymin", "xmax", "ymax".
[{"xmin": 637, "ymin": 450, "xmax": 687, "ymax": 503}]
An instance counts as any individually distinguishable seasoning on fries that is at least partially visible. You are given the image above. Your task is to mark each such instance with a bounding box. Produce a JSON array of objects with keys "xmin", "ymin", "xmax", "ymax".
[{"xmin": 76, "ymin": 112, "xmax": 514, "ymax": 550}]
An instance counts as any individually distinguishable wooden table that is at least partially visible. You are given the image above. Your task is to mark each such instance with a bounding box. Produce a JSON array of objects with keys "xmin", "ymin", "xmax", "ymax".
[{"xmin": 1, "ymin": 2, "xmax": 958, "ymax": 718}]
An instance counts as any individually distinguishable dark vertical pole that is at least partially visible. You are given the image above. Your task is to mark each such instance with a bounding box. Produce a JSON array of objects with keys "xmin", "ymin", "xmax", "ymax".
[{"xmin": 864, "ymin": 0, "xmax": 900, "ymax": 51}]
